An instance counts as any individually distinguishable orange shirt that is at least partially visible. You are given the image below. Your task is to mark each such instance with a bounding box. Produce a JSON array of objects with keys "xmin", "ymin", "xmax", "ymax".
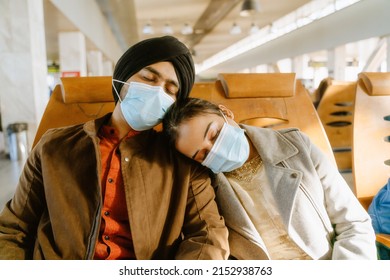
[{"xmin": 94, "ymin": 125, "xmax": 139, "ymax": 260}]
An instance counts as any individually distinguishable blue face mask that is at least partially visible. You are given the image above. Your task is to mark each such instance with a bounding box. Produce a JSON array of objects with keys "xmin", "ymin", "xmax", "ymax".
[
  {"xmin": 112, "ymin": 80, "xmax": 175, "ymax": 131},
  {"xmin": 201, "ymin": 114, "xmax": 250, "ymax": 173}
]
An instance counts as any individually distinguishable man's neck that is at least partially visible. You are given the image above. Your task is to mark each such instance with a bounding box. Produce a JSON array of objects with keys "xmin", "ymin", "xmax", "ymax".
[{"xmin": 109, "ymin": 105, "xmax": 134, "ymax": 140}]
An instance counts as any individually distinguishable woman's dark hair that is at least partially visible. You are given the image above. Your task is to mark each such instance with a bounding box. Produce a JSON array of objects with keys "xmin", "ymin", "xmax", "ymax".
[{"xmin": 163, "ymin": 97, "xmax": 221, "ymax": 148}]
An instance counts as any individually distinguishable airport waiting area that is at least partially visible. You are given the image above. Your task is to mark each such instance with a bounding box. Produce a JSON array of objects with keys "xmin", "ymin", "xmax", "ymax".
[
  {"xmin": 0, "ymin": 71, "xmax": 389, "ymax": 259},
  {"xmin": 0, "ymin": 0, "xmax": 389, "ymax": 266}
]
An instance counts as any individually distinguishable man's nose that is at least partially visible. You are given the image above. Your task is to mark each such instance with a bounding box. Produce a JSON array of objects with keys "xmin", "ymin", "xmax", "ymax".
[{"xmin": 155, "ymin": 80, "xmax": 166, "ymax": 88}]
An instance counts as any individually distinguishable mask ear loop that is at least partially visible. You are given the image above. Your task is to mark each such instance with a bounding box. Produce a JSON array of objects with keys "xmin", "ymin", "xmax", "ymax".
[
  {"xmin": 219, "ymin": 109, "xmax": 246, "ymax": 133},
  {"xmin": 219, "ymin": 110, "xmax": 228, "ymax": 124},
  {"xmin": 112, "ymin": 79, "xmax": 128, "ymax": 103}
]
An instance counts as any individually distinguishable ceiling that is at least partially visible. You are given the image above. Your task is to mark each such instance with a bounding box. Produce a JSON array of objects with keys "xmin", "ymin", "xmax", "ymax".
[
  {"xmin": 43, "ymin": 0, "xmax": 311, "ymax": 66},
  {"xmin": 133, "ymin": 0, "xmax": 311, "ymax": 64},
  {"xmin": 43, "ymin": 0, "xmax": 389, "ymax": 80}
]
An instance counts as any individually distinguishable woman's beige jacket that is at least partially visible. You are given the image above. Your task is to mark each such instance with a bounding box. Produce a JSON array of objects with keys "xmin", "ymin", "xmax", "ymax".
[{"xmin": 215, "ymin": 125, "xmax": 377, "ymax": 260}]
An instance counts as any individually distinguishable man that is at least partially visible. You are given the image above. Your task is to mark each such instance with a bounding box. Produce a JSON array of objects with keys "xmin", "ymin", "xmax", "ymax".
[{"xmin": 0, "ymin": 36, "xmax": 229, "ymax": 260}]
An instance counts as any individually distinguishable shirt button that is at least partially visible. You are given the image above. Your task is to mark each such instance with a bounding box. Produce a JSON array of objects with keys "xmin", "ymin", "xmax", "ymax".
[
  {"xmin": 108, "ymin": 178, "xmax": 113, "ymax": 183},
  {"xmin": 104, "ymin": 235, "xmax": 110, "ymax": 240},
  {"xmin": 104, "ymin": 211, "xmax": 110, "ymax": 216},
  {"xmin": 291, "ymin": 173, "xmax": 298, "ymax": 178},
  {"xmin": 124, "ymin": 157, "xmax": 129, "ymax": 162}
]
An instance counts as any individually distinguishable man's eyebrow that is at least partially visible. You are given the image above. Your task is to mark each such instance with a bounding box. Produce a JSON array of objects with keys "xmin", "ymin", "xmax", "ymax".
[
  {"xmin": 144, "ymin": 66, "xmax": 179, "ymax": 88},
  {"xmin": 191, "ymin": 121, "xmax": 212, "ymax": 159}
]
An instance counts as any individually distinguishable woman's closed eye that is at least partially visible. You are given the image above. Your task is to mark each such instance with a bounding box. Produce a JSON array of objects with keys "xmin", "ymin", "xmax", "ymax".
[
  {"xmin": 212, "ymin": 129, "xmax": 221, "ymax": 143},
  {"xmin": 198, "ymin": 150, "xmax": 209, "ymax": 162},
  {"xmin": 198, "ymin": 128, "xmax": 221, "ymax": 161}
]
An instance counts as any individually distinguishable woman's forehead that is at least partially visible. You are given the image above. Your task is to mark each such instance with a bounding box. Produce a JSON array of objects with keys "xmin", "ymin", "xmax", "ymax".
[
  {"xmin": 176, "ymin": 115, "xmax": 221, "ymax": 149},
  {"xmin": 178, "ymin": 116, "xmax": 210, "ymax": 140}
]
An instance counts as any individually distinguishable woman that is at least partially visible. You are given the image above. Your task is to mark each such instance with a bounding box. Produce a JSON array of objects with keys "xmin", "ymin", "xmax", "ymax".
[{"xmin": 163, "ymin": 97, "xmax": 377, "ymax": 260}]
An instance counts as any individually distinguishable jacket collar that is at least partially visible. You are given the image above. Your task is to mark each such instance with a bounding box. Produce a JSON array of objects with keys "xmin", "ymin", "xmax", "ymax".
[
  {"xmin": 83, "ymin": 113, "xmax": 157, "ymax": 152},
  {"xmin": 83, "ymin": 113, "xmax": 111, "ymax": 137},
  {"xmin": 217, "ymin": 125, "xmax": 303, "ymax": 230},
  {"xmin": 240, "ymin": 124, "xmax": 299, "ymax": 165}
]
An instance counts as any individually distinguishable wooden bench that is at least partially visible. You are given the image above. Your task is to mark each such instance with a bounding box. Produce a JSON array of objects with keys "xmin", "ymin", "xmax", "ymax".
[
  {"xmin": 33, "ymin": 73, "xmax": 389, "ymax": 257},
  {"xmin": 313, "ymin": 77, "xmax": 333, "ymax": 108},
  {"xmin": 316, "ymin": 79, "xmax": 356, "ymax": 172},
  {"xmin": 33, "ymin": 76, "xmax": 115, "ymax": 147},
  {"xmin": 352, "ymin": 72, "xmax": 390, "ymax": 259},
  {"xmin": 191, "ymin": 73, "xmax": 336, "ymax": 164},
  {"xmin": 34, "ymin": 74, "xmax": 335, "ymax": 165},
  {"xmin": 352, "ymin": 72, "xmax": 390, "ymax": 209}
]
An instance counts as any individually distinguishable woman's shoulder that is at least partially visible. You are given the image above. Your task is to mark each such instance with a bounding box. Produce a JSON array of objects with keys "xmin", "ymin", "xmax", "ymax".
[
  {"xmin": 243, "ymin": 124, "xmax": 305, "ymax": 143},
  {"xmin": 275, "ymin": 127, "xmax": 309, "ymax": 143}
]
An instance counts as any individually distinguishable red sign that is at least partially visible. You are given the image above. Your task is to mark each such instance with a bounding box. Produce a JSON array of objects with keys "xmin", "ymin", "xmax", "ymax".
[{"xmin": 62, "ymin": 71, "xmax": 80, "ymax": 77}]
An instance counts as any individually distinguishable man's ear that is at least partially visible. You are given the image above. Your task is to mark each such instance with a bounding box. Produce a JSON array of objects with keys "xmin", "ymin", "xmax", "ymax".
[{"xmin": 218, "ymin": 104, "xmax": 234, "ymax": 119}]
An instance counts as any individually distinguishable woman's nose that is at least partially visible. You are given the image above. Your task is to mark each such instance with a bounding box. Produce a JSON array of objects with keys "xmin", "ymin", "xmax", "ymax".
[{"xmin": 204, "ymin": 140, "xmax": 214, "ymax": 151}]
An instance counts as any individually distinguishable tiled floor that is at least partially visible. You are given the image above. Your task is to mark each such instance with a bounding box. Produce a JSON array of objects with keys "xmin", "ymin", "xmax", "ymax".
[
  {"xmin": 0, "ymin": 153, "xmax": 24, "ymax": 210},
  {"xmin": 0, "ymin": 152, "xmax": 354, "ymax": 212}
]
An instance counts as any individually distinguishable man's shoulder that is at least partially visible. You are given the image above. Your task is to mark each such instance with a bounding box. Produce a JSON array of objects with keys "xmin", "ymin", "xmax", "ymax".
[
  {"xmin": 43, "ymin": 123, "xmax": 85, "ymax": 138},
  {"xmin": 37, "ymin": 122, "xmax": 89, "ymax": 150},
  {"xmin": 152, "ymin": 131, "xmax": 201, "ymax": 165}
]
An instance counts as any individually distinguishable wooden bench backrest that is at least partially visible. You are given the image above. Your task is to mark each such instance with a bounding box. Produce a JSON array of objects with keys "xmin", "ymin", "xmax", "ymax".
[
  {"xmin": 33, "ymin": 74, "xmax": 335, "ymax": 168},
  {"xmin": 32, "ymin": 76, "xmax": 115, "ymax": 147},
  {"xmin": 313, "ymin": 77, "xmax": 333, "ymax": 107},
  {"xmin": 352, "ymin": 72, "xmax": 390, "ymax": 210},
  {"xmin": 191, "ymin": 73, "xmax": 336, "ymax": 164},
  {"xmin": 316, "ymin": 80, "xmax": 356, "ymax": 172}
]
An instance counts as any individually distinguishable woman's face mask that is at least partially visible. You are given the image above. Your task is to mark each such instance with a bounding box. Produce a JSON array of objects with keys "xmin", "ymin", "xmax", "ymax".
[
  {"xmin": 201, "ymin": 114, "xmax": 250, "ymax": 173},
  {"xmin": 112, "ymin": 79, "xmax": 175, "ymax": 131},
  {"xmin": 175, "ymin": 111, "xmax": 250, "ymax": 173}
]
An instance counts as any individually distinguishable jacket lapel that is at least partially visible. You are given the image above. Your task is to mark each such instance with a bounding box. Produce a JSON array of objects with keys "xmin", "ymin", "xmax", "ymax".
[
  {"xmin": 119, "ymin": 131, "xmax": 156, "ymax": 259},
  {"xmin": 263, "ymin": 164, "xmax": 303, "ymax": 228},
  {"xmin": 215, "ymin": 173, "xmax": 270, "ymax": 258},
  {"xmin": 240, "ymin": 125, "xmax": 303, "ymax": 229},
  {"xmin": 84, "ymin": 117, "xmax": 162, "ymax": 259}
]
